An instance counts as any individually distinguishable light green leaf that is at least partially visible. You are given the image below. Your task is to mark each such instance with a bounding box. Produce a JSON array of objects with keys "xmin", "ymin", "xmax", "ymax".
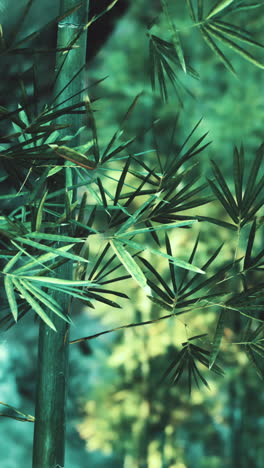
[
  {"xmin": 3, "ymin": 251, "xmax": 22, "ymax": 273},
  {"xmin": 13, "ymin": 244, "xmax": 77, "ymax": 274},
  {"xmin": 15, "ymin": 276, "xmax": 97, "ymax": 287},
  {"xmin": 117, "ymin": 238, "xmax": 205, "ymax": 274},
  {"xmin": 13, "ymin": 279, "xmax": 56, "ymax": 331},
  {"xmin": 161, "ymin": 0, "xmax": 186, "ymax": 72},
  {"xmin": 4, "ymin": 276, "xmax": 18, "ymax": 321},
  {"xmin": 206, "ymin": 24, "xmax": 264, "ymax": 69},
  {"xmin": 115, "ymin": 192, "xmax": 161, "ymax": 235},
  {"xmin": 25, "ymin": 232, "xmax": 85, "ymax": 243},
  {"xmin": 35, "ymin": 191, "xmax": 48, "ymax": 232},
  {"xmin": 200, "ymin": 26, "xmax": 237, "ymax": 76},
  {"xmin": 14, "ymin": 238, "xmax": 90, "ymax": 264},
  {"xmin": 20, "ymin": 280, "xmax": 71, "ymax": 323},
  {"xmin": 206, "ymin": 0, "xmax": 235, "ymax": 20},
  {"xmin": 110, "ymin": 239, "xmax": 148, "ymax": 291},
  {"xmin": 116, "ymin": 220, "xmax": 196, "ymax": 238}
]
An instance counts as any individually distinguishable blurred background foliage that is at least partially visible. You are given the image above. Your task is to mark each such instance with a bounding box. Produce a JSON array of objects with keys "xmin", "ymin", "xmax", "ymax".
[{"xmin": 0, "ymin": 1, "xmax": 263, "ymax": 467}]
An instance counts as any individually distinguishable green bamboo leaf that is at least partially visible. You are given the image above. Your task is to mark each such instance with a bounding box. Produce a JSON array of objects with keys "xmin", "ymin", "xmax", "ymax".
[
  {"xmin": 114, "ymin": 157, "xmax": 131, "ymax": 205},
  {"xmin": 96, "ymin": 177, "xmax": 108, "ymax": 209},
  {"xmin": 161, "ymin": 0, "xmax": 186, "ymax": 72},
  {"xmin": 195, "ymin": 215, "xmax": 237, "ymax": 230},
  {"xmin": 147, "ymin": 295, "xmax": 174, "ymax": 312},
  {"xmin": 209, "ymin": 308, "xmax": 226, "ymax": 369},
  {"xmin": 139, "ymin": 256, "xmax": 174, "ymax": 299},
  {"xmin": 234, "ymin": 2, "xmax": 263, "ymax": 12},
  {"xmin": 3, "ymin": 251, "xmax": 22, "ymax": 273},
  {"xmin": 110, "ymin": 239, "xmax": 148, "ymax": 291},
  {"xmin": 77, "ymin": 192, "xmax": 88, "ymax": 224},
  {"xmin": 147, "ymin": 278, "xmax": 174, "ymax": 303},
  {"xmin": 242, "ymin": 196, "xmax": 264, "ymax": 227},
  {"xmin": 144, "ymin": 220, "xmax": 160, "ymax": 246},
  {"xmin": 4, "ymin": 276, "xmax": 18, "ymax": 321},
  {"xmin": 20, "ymin": 280, "xmax": 71, "ymax": 323},
  {"xmin": 14, "ymin": 238, "xmax": 90, "ymax": 264},
  {"xmin": 101, "ymin": 94, "xmax": 142, "ymax": 162},
  {"xmin": 13, "ymin": 244, "xmax": 77, "ymax": 274},
  {"xmin": 211, "ymin": 20, "xmax": 264, "ymax": 49},
  {"xmin": 206, "ymin": 0, "xmax": 235, "ymax": 19},
  {"xmin": 48, "ymin": 144, "xmax": 96, "ymax": 170},
  {"xmin": 25, "ymin": 232, "xmax": 85, "ymax": 243},
  {"xmin": 245, "ymin": 345, "xmax": 264, "ymax": 380},
  {"xmin": 206, "ymin": 24, "xmax": 264, "ymax": 69},
  {"xmin": 185, "ymin": 0, "xmax": 196, "ymax": 21},
  {"xmin": 197, "ymin": 0, "xmax": 203, "ymax": 20},
  {"xmin": 115, "ymin": 192, "xmax": 161, "ymax": 236},
  {"xmin": 233, "ymin": 146, "xmax": 244, "ymax": 208},
  {"xmin": 251, "ymin": 343, "xmax": 264, "ymax": 359},
  {"xmin": 13, "ymin": 279, "xmax": 56, "ymax": 331},
  {"xmin": 165, "ymin": 233, "xmax": 177, "ymax": 293},
  {"xmin": 16, "ymin": 276, "xmax": 97, "ymax": 287},
  {"xmin": 117, "ymin": 220, "xmax": 196, "ymax": 238},
  {"xmin": 242, "ymin": 143, "xmax": 264, "ymax": 214},
  {"xmin": 244, "ymin": 219, "xmax": 256, "ymax": 269},
  {"xmin": 83, "ymin": 95, "xmax": 100, "ymax": 163},
  {"xmin": 200, "ymin": 26, "xmax": 237, "ymax": 76},
  {"xmin": 207, "ymin": 178, "xmax": 239, "ymax": 223},
  {"xmin": 211, "ymin": 159, "xmax": 238, "ymax": 214},
  {"xmin": 35, "ymin": 190, "xmax": 48, "ymax": 232},
  {"xmin": 118, "ymin": 238, "xmax": 205, "ymax": 274},
  {"xmin": 178, "ymin": 234, "xmax": 200, "ymax": 291},
  {"xmin": 83, "ymin": 291, "xmax": 122, "ymax": 309}
]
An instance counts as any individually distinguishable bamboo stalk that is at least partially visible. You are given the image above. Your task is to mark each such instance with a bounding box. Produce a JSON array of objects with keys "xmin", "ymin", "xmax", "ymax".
[{"xmin": 32, "ymin": 1, "xmax": 89, "ymax": 467}]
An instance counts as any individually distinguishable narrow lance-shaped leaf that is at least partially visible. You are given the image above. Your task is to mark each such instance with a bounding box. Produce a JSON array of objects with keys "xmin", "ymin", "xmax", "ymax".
[
  {"xmin": 48, "ymin": 144, "xmax": 96, "ymax": 170},
  {"xmin": 233, "ymin": 146, "xmax": 244, "ymax": 208},
  {"xmin": 83, "ymin": 94, "xmax": 100, "ymax": 163},
  {"xmin": 117, "ymin": 220, "xmax": 196, "ymax": 237},
  {"xmin": 210, "ymin": 20, "xmax": 264, "ymax": 49},
  {"xmin": 12, "ymin": 279, "xmax": 56, "ymax": 331},
  {"xmin": 206, "ymin": 25, "xmax": 264, "ymax": 70},
  {"xmin": 245, "ymin": 345, "xmax": 264, "ymax": 381},
  {"xmin": 4, "ymin": 275, "xmax": 18, "ymax": 321},
  {"xmin": 13, "ymin": 238, "xmax": 90, "ymax": 264},
  {"xmin": 118, "ymin": 237, "xmax": 205, "ymax": 274},
  {"xmin": 110, "ymin": 239, "xmax": 148, "ymax": 292},
  {"xmin": 160, "ymin": 0, "xmax": 186, "ymax": 72},
  {"xmin": 115, "ymin": 191, "xmax": 162, "ymax": 235},
  {"xmin": 185, "ymin": 0, "xmax": 196, "ymax": 21},
  {"xmin": 16, "ymin": 276, "xmax": 98, "ymax": 287},
  {"xmin": 200, "ymin": 26, "xmax": 237, "ymax": 76},
  {"xmin": 209, "ymin": 308, "xmax": 226, "ymax": 369},
  {"xmin": 211, "ymin": 159, "xmax": 238, "ymax": 213},
  {"xmin": 244, "ymin": 219, "xmax": 256, "ymax": 269},
  {"xmin": 35, "ymin": 190, "xmax": 48, "ymax": 232},
  {"xmin": 20, "ymin": 279, "xmax": 71, "ymax": 323},
  {"xmin": 3, "ymin": 251, "xmax": 23, "ymax": 273},
  {"xmin": 206, "ymin": 0, "xmax": 235, "ymax": 20}
]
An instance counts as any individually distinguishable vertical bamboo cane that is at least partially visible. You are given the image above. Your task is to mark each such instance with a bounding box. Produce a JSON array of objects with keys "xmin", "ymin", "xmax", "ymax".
[{"xmin": 32, "ymin": 1, "xmax": 89, "ymax": 467}]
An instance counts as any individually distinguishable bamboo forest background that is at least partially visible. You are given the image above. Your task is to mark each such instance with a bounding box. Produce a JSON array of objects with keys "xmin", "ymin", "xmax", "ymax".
[{"xmin": 0, "ymin": 1, "xmax": 264, "ymax": 467}]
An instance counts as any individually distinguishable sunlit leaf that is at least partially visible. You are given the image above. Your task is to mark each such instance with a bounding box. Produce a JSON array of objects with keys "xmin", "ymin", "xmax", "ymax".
[
  {"xmin": 4, "ymin": 275, "xmax": 18, "ymax": 321},
  {"xmin": 110, "ymin": 239, "xmax": 148, "ymax": 291},
  {"xmin": 13, "ymin": 279, "xmax": 56, "ymax": 331},
  {"xmin": 206, "ymin": 0, "xmax": 235, "ymax": 19}
]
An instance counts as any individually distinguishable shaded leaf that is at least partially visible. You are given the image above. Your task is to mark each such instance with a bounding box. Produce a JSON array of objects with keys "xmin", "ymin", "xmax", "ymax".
[{"xmin": 209, "ymin": 308, "xmax": 226, "ymax": 369}]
